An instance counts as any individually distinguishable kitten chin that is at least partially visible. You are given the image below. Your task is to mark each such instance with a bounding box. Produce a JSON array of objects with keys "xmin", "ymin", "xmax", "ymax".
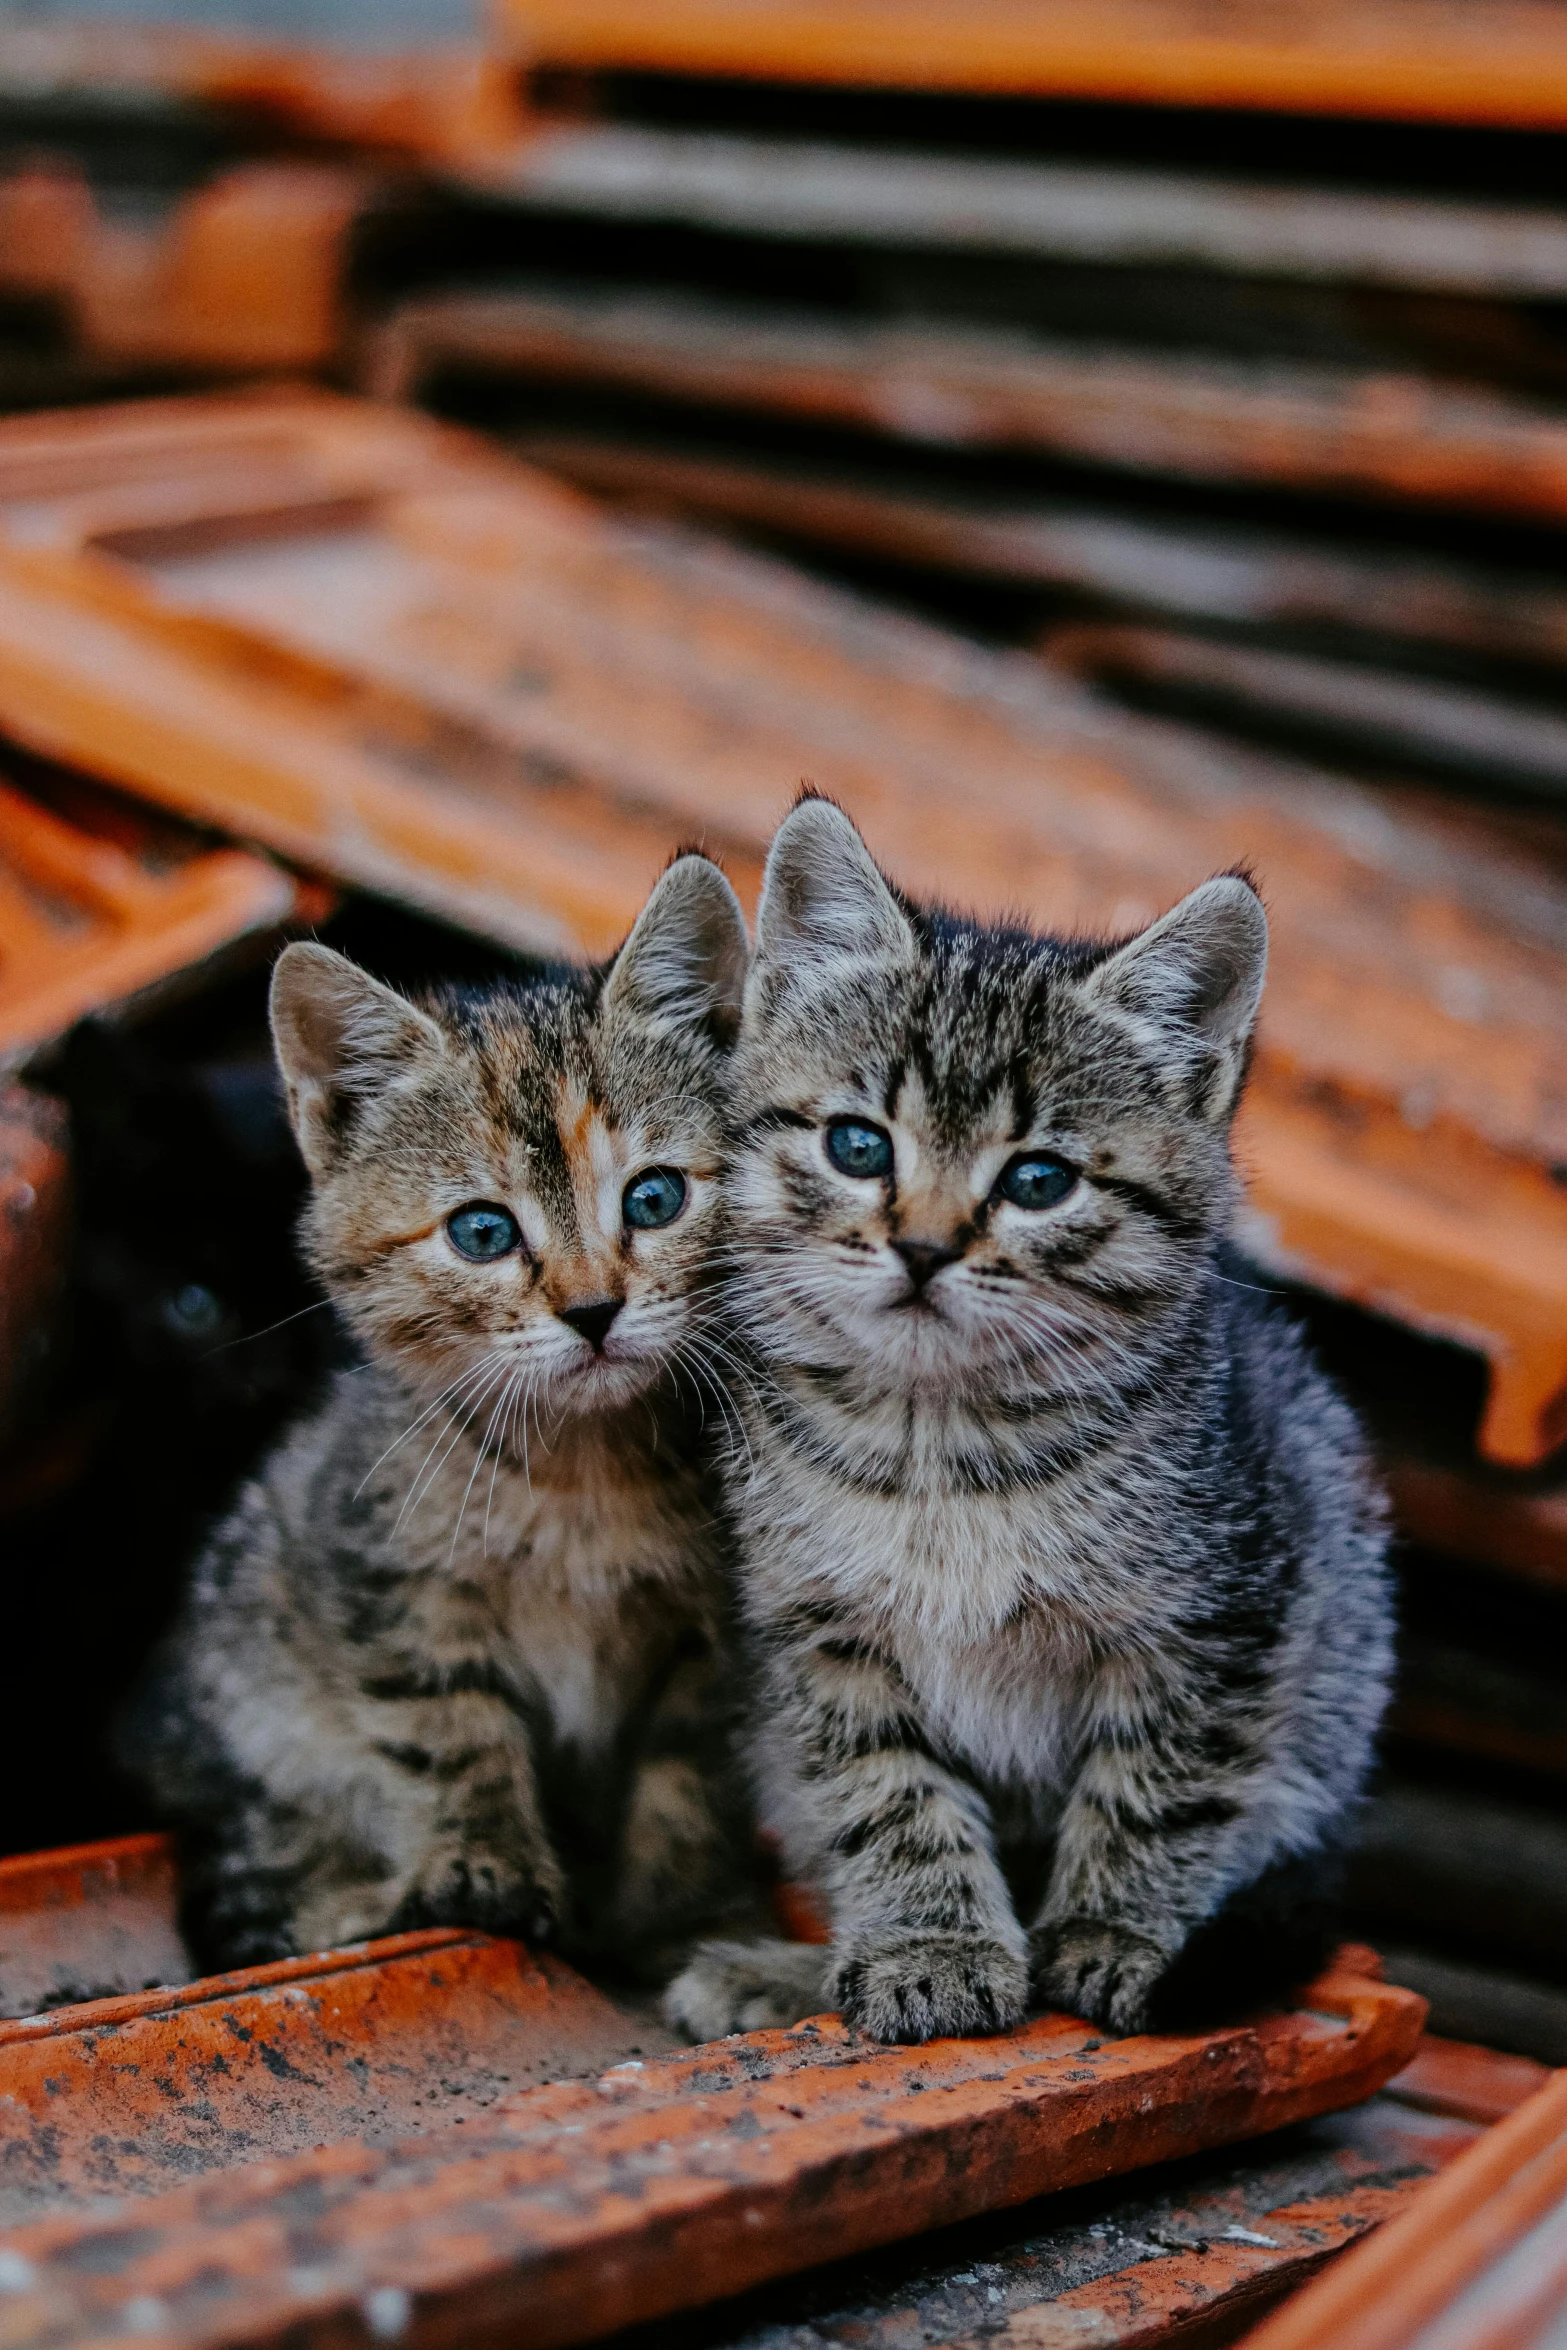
[
  {"xmin": 668, "ymin": 797, "xmax": 1391, "ymax": 2048},
  {"xmin": 128, "ymin": 856, "xmax": 766, "ymax": 1981}
]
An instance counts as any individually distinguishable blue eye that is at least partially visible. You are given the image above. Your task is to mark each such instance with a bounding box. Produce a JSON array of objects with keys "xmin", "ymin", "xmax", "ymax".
[
  {"xmin": 825, "ymin": 1119, "xmax": 894, "ymax": 1180},
  {"xmin": 624, "ymin": 1168, "xmax": 687, "ymax": 1230},
  {"xmin": 447, "ymin": 1202, "xmax": 522, "ymax": 1260},
  {"xmin": 999, "ymin": 1156, "xmax": 1078, "ymax": 1212}
]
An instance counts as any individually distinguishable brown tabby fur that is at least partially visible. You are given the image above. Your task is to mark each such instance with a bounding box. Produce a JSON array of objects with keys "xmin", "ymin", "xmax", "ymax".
[{"xmin": 129, "ymin": 857, "xmax": 760, "ymax": 1979}]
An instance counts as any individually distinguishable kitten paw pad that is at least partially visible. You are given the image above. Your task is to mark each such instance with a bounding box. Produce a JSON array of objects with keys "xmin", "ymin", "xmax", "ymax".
[
  {"xmin": 1031, "ymin": 1919, "xmax": 1169, "ymax": 2035},
  {"xmin": 663, "ymin": 1939, "xmax": 829, "ymax": 2041},
  {"xmin": 833, "ymin": 1935, "xmax": 1027, "ymax": 2044}
]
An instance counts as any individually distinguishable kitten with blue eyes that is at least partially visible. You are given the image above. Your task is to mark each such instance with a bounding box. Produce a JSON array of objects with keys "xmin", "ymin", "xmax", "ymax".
[
  {"xmin": 666, "ymin": 798, "xmax": 1391, "ymax": 2047},
  {"xmin": 129, "ymin": 855, "xmax": 760, "ymax": 1979}
]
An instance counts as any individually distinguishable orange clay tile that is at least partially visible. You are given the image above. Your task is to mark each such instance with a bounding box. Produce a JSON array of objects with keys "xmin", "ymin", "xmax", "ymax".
[
  {"xmin": 1386, "ymin": 1458, "xmax": 1567, "ymax": 1593},
  {"xmin": 2, "ymin": 392, "xmax": 1567, "ymax": 1458},
  {"xmin": 0, "ymin": 1931, "xmax": 654, "ymax": 2226},
  {"xmin": 1240, "ymin": 2063, "xmax": 1567, "ymax": 2350},
  {"xmin": 0, "ymin": 21, "xmax": 524, "ymax": 166},
  {"xmin": 371, "ymin": 285, "xmax": 1567, "ymax": 527},
  {"xmin": 0, "ymin": 773, "xmax": 301, "ymax": 1068},
  {"xmin": 501, "ymin": 0, "xmax": 1567, "ymax": 133},
  {"xmin": 0, "ymin": 777, "xmax": 301, "ymax": 1063},
  {"xmin": 0, "ymin": 157, "xmax": 370, "ymax": 376},
  {"xmin": 779, "ymin": 2074, "xmax": 1501, "ymax": 2350},
  {"xmin": 0, "ymin": 1834, "xmax": 188, "ymax": 2022},
  {"xmin": 1385, "ymin": 2036, "xmax": 1554, "ymax": 2131},
  {"xmin": 0, "ymin": 1951, "xmax": 1422, "ymax": 2350},
  {"xmin": 0, "ymin": 1843, "xmax": 1495, "ymax": 2350}
]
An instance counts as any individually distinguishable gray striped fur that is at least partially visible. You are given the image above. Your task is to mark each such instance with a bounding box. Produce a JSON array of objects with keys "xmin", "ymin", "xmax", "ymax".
[{"xmin": 667, "ymin": 800, "xmax": 1391, "ymax": 2045}]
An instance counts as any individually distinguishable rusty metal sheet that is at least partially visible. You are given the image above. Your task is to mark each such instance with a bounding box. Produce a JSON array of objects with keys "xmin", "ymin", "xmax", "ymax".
[
  {"xmin": 0, "ymin": 21, "xmax": 523, "ymax": 165},
  {"xmin": 0, "ymin": 1956, "xmax": 1422, "ymax": 2350},
  {"xmin": 0, "ymin": 1084, "xmax": 68, "ymax": 1448},
  {"xmin": 517, "ymin": 433, "xmax": 1567, "ymax": 671},
  {"xmin": 1241, "ymin": 2065, "xmax": 1567, "ymax": 2350},
  {"xmin": 469, "ymin": 124, "xmax": 1567, "ymax": 298},
  {"xmin": 3, "ymin": 392, "xmax": 1567, "ymax": 1458},
  {"xmin": 371, "ymin": 285, "xmax": 1567, "ymax": 527},
  {"xmin": 0, "ymin": 157, "xmax": 370, "ymax": 376},
  {"xmin": 0, "ymin": 769, "xmax": 302, "ymax": 1069},
  {"xmin": 501, "ymin": 0, "xmax": 1567, "ymax": 132}
]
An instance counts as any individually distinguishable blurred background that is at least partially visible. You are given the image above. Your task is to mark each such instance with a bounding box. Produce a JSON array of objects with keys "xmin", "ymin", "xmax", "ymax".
[{"xmin": 3, "ymin": 0, "xmax": 1567, "ymax": 2085}]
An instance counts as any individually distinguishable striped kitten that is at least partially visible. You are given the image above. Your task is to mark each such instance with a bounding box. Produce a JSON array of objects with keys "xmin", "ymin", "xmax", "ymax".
[
  {"xmin": 667, "ymin": 800, "xmax": 1391, "ymax": 2046},
  {"xmin": 133, "ymin": 855, "xmax": 757, "ymax": 1980}
]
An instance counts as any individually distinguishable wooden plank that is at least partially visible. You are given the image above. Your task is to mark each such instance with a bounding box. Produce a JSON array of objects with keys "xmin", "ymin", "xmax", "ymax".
[
  {"xmin": 371, "ymin": 284, "xmax": 1567, "ymax": 524},
  {"xmin": 4, "ymin": 392, "xmax": 1567, "ymax": 1459},
  {"xmin": 0, "ymin": 1959, "xmax": 1423, "ymax": 2350},
  {"xmin": 476, "ymin": 123, "xmax": 1567, "ymax": 297},
  {"xmin": 500, "ymin": 0, "xmax": 1567, "ymax": 133}
]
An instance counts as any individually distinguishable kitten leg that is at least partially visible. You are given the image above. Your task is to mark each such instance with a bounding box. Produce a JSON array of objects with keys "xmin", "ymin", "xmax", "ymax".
[
  {"xmin": 778, "ymin": 1631, "xmax": 1028, "ymax": 2044},
  {"xmin": 361, "ymin": 1677, "xmax": 564, "ymax": 1943},
  {"xmin": 1031, "ymin": 1669, "xmax": 1261, "ymax": 2036},
  {"xmin": 606, "ymin": 1645, "xmax": 755, "ymax": 1979},
  {"xmin": 181, "ymin": 1797, "xmax": 406, "ymax": 1970},
  {"xmin": 664, "ymin": 1938, "xmax": 830, "ymax": 2040}
]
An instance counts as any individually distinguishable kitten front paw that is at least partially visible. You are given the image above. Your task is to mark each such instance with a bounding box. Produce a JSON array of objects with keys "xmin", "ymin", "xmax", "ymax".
[
  {"xmin": 1031, "ymin": 1917, "xmax": 1169, "ymax": 2034},
  {"xmin": 832, "ymin": 1934, "xmax": 1028, "ymax": 2044},
  {"xmin": 663, "ymin": 1938, "xmax": 830, "ymax": 2040},
  {"xmin": 390, "ymin": 1845, "xmax": 563, "ymax": 1945}
]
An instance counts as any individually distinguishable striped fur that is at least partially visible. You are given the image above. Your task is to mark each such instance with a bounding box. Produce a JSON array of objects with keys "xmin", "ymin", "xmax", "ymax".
[
  {"xmin": 666, "ymin": 800, "xmax": 1391, "ymax": 2045},
  {"xmin": 129, "ymin": 857, "xmax": 759, "ymax": 1980}
]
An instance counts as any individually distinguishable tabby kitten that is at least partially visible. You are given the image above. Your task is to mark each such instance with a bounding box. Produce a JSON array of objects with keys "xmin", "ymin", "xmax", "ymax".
[
  {"xmin": 134, "ymin": 855, "xmax": 756, "ymax": 1978},
  {"xmin": 667, "ymin": 799, "xmax": 1391, "ymax": 2046}
]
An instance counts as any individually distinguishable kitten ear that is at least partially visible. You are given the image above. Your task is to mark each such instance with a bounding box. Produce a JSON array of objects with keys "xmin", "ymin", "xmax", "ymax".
[
  {"xmin": 755, "ymin": 798, "xmax": 914, "ymax": 969},
  {"xmin": 269, "ymin": 942, "xmax": 444, "ymax": 1177},
  {"xmin": 602, "ymin": 854, "xmax": 750, "ymax": 1046},
  {"xmin": 1080, "ymin": 876, "xmax": 1267, "ymax": 1122}
]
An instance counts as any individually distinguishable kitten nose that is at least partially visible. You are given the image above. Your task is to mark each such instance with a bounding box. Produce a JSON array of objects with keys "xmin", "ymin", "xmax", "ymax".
[
  {"xmin": 893, "ymin": 1238, "xmax": 961, "ymax": 1289},
  {"xmin": 559, "ymin": 1296, "xmax": 623, "ymax": 1351}
]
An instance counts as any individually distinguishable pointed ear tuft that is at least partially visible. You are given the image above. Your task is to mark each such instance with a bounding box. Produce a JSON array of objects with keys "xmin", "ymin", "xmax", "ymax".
[
  {"xmin": 602, "ymin": 855, "xmax": 749, "ymax": 1046},
  {"xmin": 269, "ymin": 942, "xmax": 444, "ymax": 1177},
  {"xmin": 755, "ymin": 798, "xmax": 914, "ymax": 969},
  {"xmin": 1080, "ymin": 876, "xmax": 1267, "ymax": 1122}
]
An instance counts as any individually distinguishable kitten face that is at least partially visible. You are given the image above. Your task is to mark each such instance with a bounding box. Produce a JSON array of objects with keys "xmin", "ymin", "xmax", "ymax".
[
  {"xmin": 270, "ymin": 856, "xmax": 748, "ymax": 1427},
  {"xmin": 730, "ymin": 802, "xmax": 1266, "ymax": 1398}
]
